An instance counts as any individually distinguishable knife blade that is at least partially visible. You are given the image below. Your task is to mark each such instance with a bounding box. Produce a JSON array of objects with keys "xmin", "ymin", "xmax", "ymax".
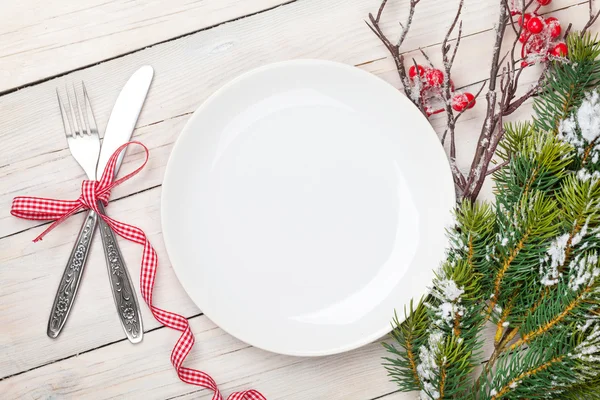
[
  {"xmin": 96, "ymin": 65, "xmax": 154, "ymax": 343},
  {"xmin": 97, "ymin": 65, "xmax": 154, "ymax": 175}
]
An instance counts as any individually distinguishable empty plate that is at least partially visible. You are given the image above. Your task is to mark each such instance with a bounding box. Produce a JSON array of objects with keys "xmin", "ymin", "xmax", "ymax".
[{"xmin": 161, "ymin": 59, "xmax": 455, "ymax": 356}]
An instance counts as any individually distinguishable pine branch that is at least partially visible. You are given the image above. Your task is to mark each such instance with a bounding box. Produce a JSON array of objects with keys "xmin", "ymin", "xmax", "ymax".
[
  {"xmin": 533, "ymin": 33, "xmax": 600, "ymax": 134},
  {"xmin": 382, "ymin": 300, "xmax": 428, "ymax": 392},
  {"xmin": 509, "ymin": 283, "xmax": 595, "ymax": 351},
  {"xmin": 492, "ymin": 356, "xmax": 565, "ymax": 399}
]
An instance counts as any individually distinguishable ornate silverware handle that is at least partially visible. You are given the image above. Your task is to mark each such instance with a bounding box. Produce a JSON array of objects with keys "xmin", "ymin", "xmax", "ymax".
[
  {"xmin": 97, "ymin": 202, "xmax": 143, "ymax": 343},
  {"xmin": 47, "ymin": 210, "xmax": 98, "ymax": 338}
]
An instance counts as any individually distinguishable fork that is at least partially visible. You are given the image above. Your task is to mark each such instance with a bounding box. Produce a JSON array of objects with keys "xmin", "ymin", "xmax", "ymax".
[
  {"xmin": 48, "ymin": 84, "xmax": 142, "ymax": 342},
  {"xmin": 47, "ymin": 85, "xmax": 101, "ymax": 339}
]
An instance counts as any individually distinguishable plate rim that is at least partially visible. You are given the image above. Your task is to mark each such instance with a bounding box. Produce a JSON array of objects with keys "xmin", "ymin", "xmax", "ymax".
[{"xmin": 161, "ymin": 58, "xmax": 455, "ymax": 356}]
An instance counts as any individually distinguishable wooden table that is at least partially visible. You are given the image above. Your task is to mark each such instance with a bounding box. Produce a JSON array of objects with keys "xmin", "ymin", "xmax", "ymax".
[{"xmin": 1, "ymin": 1, "xmax": 597, "ymax": 398}]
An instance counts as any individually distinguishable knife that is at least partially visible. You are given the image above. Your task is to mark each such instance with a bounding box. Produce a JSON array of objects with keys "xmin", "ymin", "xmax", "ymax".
[
  {"xmin": 47, "ymin": 66, "xmax": 154, "ymax": 342},
  {"xmin": 96, "ymin": 65, "xmax": 153, "ymax": 343}
]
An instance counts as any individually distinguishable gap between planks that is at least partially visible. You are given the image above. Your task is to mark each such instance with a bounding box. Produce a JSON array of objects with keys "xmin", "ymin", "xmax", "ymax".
[
  {"xmin": 0, "ymin": 312, "xmax": 204, "ymax": 382},
  {"xmin": 1, "ymin": 1, "xmax": 593, "ymax": 396},
  {"xmin": 0, "ymin": 0, "xmax": 300, "ymax": 98},
  {"xmin": 1, "ymin": 0, "xmax": 586, "ymax": 100}
]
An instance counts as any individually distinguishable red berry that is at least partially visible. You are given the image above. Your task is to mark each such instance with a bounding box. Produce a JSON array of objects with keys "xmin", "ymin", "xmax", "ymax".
[
  {"xmin": 408, "ymin": 64, "xmax": 425, "ymax": 80},
  {"xmin": 550, "ymin": 42, "xmax": 568, "ymax": 57},
  {"xmin": 525, "ymin": 34, "xmax": 546, "ymax": 55},
  {"xmin": 519, "ymin": 31, "xmax": 531, "ymax": 43},
  {"xmin": 425, "ymin": 68, "xmax": 444, "ymax": 87},
  {"xmin": 536, "ymin": 0, "xmax": 552, "ymax": 5},
  {"xmin": 521, "ymin": 60, "xmax": 530, "ymax": 68},
  {"xmin": 452, "ymin": 93, "xmax": 472, "ymax": 112},
  {"xmin": 518, "ymin": 13, "xmax": 533, "ymax": 28},
  {"xmin": 545, "ymin": 17, "xmax": 562, "ymax": 39},
  {"xmin": 527, "ymin": 17, "xmax": 543, "ymax": 34},
  {"xmin": 464, "ymin": 92, "xmax": 476, "ymax": 109}
]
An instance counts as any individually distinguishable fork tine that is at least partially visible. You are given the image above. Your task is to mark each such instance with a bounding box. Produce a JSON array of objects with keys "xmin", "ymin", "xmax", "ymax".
[
  {"xmin": 82, "ymin": 82, "xmax": 99, "ymax": 138},
  {"xmin": 72, "ymin": 83, "xmax": 89, "ymax": 136},
  {"xmin": 56, "ymin": 89, "xmax": 74, "ymax": 139},
  {"xmin": 65, "ymin": 84, "xmax": 82, "ymax": 137}
]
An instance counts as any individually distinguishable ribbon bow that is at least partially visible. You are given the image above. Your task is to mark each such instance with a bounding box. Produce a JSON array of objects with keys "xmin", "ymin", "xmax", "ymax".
[{"xmin": 11, "ymin": 141, "xmax": 266, "ymax": 400}]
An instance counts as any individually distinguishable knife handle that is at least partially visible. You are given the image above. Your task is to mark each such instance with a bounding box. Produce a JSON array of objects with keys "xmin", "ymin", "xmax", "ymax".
[
  {"xmin": 47, "ymin": 210, "xmax": 98, "ymax": 338},
  {"xmin": 97, "ymin": 202, "xmax": 144, "ymax": 343}
]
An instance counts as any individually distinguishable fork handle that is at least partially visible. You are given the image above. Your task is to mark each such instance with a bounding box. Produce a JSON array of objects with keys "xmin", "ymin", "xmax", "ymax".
[
  {"xmin": 47, "ymin": 210, "xmax": 98, "ymax": 338},
  {"xmin": 97, "ymin": 202, "xmax": 144, "ymax": 343}
]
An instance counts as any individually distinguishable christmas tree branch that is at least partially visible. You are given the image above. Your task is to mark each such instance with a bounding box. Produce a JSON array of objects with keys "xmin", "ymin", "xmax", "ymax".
[
  {"xmin": 533, "ymin": 33, "xmax": 600, "ymax": 134},
  {"xmin": 509, "ymin": 286, "xmax": 593, "ymax": 351},
  {"xmin": 488, "ymin": 231, "xmax": 528, "ymax": 317},
  {"xmin": 490, "ymin": 356, "xmax": 564, "ymax": 400},
  {"xmin": 382, "ymin": 301, "xmax": 428, "ymax": 392}
]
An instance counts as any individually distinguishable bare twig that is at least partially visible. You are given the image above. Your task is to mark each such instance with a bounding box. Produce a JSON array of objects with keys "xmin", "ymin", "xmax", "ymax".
[
  {"xmin": 450, "ymin": 22, "xmax": 464, "ymax": 67},
  {"xmin": 504, "ymin": 0, "xmax": 519, "ymax": 36},
  {"xmin": 564, "ymin": 22, "xmax": 573, "ymax": 40},
  {"xmin": 374, "ymin": 0, "xmax": 389, "ymax": 23},
  {"xmin": 436, "ymin": 0, "xmax": 466, "ymax": 191},
  {"xmin": 366, "ymin": 0, "xmax": 423, "ymax": 112},
  {"xmin": 499, "ymin": 50, "xmax": 511, "ymax": 70},
  {"xmin": 455, "ymin": 81, "xmax": 487, "ymax": 123},
  {"xmin": 505, "ymin": 65, "xmax": 548, "ymax": 115},
  {"xmin": 463, "ymin": 0, "xmax": 510, "ymax": 200},
  {"xmin": 583, "ymin": 0, "xmax": 600, "ymax": 35},
  {"xmin": 419, "ymin": 48, "xmax": 435, "ymax": 68},
  {"xmin": 443, "ymin": 0, "xmax": 464, "ymax": 49},
  {"xmin": 486, "ymin": 159, "xmax": 509, "ymax": 176},
  {"xmin": 442, "ymin": 0, "xmax": 465, "ymax": 158},
  {"xmin": 366, "ymin": 0, "xmax": 573, "ymax": 202},
  {"xmin": 399, "ymin": 0, "xmax": 421, "ymax": 46}
]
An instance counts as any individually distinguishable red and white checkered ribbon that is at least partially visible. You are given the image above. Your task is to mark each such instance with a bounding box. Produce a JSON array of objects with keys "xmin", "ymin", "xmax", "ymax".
[{"xmin": 11, "ymin": 141, "xmax": 266, "ymax": 400}]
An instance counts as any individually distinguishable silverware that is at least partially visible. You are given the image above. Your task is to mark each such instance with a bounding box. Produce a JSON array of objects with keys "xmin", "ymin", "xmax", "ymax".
[
  {"xmin": 48, "ymin": 67, "xmax": 153, "ymax": 342},
  {"xmin": 48, "ymin": 83, "xmax": 102, "ymax": 339},
  {"xmin": 95, "ymin": 66, "xmax": 153, "ymax": 343}
]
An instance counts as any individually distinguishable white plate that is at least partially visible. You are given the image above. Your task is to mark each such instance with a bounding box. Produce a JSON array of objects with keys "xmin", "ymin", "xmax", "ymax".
[{"xmin": 162, "ymin": 60, "xmax": 455, "ymax": 356}]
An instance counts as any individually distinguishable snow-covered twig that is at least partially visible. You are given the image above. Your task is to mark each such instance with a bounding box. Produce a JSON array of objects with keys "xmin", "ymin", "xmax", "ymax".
[
  {"xmin": 366, "ymin": 0, "xmax": 423, "ymax": 113},
  {"xmin": 463, "ymin": 0, "xmax": 510, "ymax": 201},
  {"xmin": 367, "ymin": 0, "xmax": 559, "ymax": 201},
  {"xmin": 441, "ymin": 0, "xmax": 465, "ymax": 188}
]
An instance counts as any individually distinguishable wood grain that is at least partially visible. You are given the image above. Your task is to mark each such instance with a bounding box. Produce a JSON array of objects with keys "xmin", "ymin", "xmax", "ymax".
[
  {"xmin": 0, "ymin": 0, "xmax": 593, "ymax": 379},
  {"xmin": 1, "ymin": 0, "xmax": 598, "ymax": 398},
  {"xmin": 0, "ymin": 0, "xmax": 587, "ymax": 238},
  {"xmin": 0, "ymin": 0, "xmax": 294, "ymax": 93},
  {"xmin": 0, "ymin": 315, "xmax": 402, "ymax": 400}
]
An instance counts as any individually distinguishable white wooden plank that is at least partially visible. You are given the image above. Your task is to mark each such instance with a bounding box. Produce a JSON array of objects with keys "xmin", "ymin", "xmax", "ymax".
[
  {"xmin": 0, "ymin": 314, "xmax": 404, "ymax": 400},
  {"xmin": 1, "ymin": 0, "xmax": 598, "ymax": 396},
  {"xmin": 0, "ymin": 1, "xmax": 594, "ymax": 378},
  {"xmin": 0, "ymin": 0, "xmax": 293, "ymax": 93},
  {"xmin": 0, "ymin": 0, "xmax": 587, "ymax": 237}
]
